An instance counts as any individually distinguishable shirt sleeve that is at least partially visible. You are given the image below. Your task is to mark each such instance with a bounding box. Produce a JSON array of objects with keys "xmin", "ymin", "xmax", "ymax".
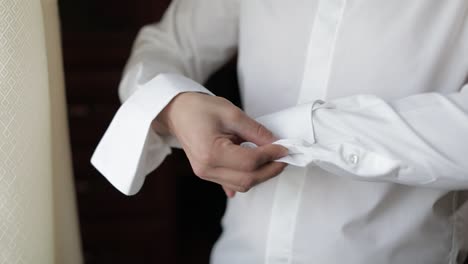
[
  {"xmin": 256, "ymin": 85, "xmax": 468, "ymax": 190},
  {"xmin": 91, "ymin": 0, "xmax": 240, "ymax": 196}
]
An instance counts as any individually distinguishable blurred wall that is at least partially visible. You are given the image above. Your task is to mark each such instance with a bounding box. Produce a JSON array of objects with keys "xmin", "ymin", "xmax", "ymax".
[{"xmin": 1, "ymin": 0, "xmax": 82, "ymax": 263}]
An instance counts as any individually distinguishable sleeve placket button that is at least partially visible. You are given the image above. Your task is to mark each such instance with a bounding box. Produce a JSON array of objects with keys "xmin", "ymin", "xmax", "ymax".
[{"xmin": 348, "ymin": 153, "xmax": 359, "ymax": 165}]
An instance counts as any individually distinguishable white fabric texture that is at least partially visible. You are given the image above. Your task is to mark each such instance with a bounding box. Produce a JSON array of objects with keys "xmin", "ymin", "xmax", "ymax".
[
  {"xmin": 0, "ymin": 0, "xmax": 82, "ymax": 263},
  {"xmin": 92, "ymin": 0, "xmax": 468, "ymax": 263}
]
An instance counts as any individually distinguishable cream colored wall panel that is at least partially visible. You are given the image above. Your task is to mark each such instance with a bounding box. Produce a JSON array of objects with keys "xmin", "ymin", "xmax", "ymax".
[
  {"xmin": 0, "ymin": 0, "xmax": 54, "ymax": 263},
  {"xmin": 41, "ymin": 0, "xmax": 83, "ymax": 262}
]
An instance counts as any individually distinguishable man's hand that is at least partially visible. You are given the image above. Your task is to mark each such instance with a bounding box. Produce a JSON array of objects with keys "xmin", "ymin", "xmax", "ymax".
[{"xmin": 154, "ymin": 92, "xmax": 288, "ymax": 197}]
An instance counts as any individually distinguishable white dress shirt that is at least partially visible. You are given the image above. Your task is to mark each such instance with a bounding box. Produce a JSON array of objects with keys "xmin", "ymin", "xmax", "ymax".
[{"xmin": 91, "ymin": 0, "xmax": 468, "ymax": 263}]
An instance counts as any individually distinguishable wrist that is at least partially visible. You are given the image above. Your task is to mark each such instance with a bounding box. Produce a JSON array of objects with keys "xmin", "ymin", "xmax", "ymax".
[
  {"xmin": 152, "ymin": 93, "xmax": 182, "ymax": 136},
  {"xmin": 152, "ymin": 92, "xmax": 195, "ymax": 135}
]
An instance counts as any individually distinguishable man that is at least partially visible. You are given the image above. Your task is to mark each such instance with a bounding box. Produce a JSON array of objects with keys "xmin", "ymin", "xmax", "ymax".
[{"xmin": 91, "ymin": 1, "xmax": 468, "ymax": 263}]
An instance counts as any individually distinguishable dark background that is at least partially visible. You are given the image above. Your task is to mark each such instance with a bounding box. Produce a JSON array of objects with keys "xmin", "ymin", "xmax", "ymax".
[{"xmin": 59, "ymin": 0, "xmax": 240, "ymax": 263}]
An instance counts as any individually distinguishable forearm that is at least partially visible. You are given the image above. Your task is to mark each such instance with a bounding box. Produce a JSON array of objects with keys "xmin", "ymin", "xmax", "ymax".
[{"xmin": 119, "ymin": 0, "xmax": 239, "ymax": 102}]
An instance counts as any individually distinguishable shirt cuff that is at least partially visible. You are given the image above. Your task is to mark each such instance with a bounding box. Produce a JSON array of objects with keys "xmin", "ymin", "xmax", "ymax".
[
  {"xmin": 248, "ymin": 100, "xmax": 404, "ymax": 181},
  {"xmin": 91, "ymin": 73, "xmax": 213, "ymax": 195}
]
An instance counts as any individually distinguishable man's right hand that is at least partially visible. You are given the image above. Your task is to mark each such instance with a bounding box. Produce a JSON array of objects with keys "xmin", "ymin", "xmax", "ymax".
[{"xmin": 154, "ymin": 92, "xmax": 288, "ymax": 197}]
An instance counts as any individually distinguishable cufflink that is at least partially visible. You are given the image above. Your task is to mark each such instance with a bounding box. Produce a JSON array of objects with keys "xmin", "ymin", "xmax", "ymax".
[{"xmin": 347, "ymin": 153, "xmax": 359, "ymax": 165}]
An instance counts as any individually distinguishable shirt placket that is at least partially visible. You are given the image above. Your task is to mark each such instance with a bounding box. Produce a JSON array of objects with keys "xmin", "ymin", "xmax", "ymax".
[
  {"xmin": 264, "ymin": 0, "xmax": 348, "ymax": 263},
  {"xmin": 298, "ymin": 0, "xmax": 348, "ymax": 104}
]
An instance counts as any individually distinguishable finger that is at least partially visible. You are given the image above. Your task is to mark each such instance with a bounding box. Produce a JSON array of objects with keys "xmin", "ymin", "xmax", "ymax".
[
  {"xmin": 209, "ymin": 178, "xmax": 245, "ymax": 193},
  {"xmin": 211, "ymin": 139, "xmax": 288, "ymax": 171},
  {"xmin": 222, "ymin": 186, "xmax": 236, "ymax": 198},
  {"xmin": 189, "ymin": 157, "xmax": 244, "ymax": 192},
  {"xmin": 226, "ymin": 112, "xmax": 277, "ymax": 146},
  {"xmin": 208, "ymin": 161, "xmax": 288, "ymax": 192}
]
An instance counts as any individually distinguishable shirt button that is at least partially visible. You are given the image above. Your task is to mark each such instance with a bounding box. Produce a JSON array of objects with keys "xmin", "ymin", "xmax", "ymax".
[{"xmin": 348, "ymin": 154, "xmax": 359, "ymax": 165}]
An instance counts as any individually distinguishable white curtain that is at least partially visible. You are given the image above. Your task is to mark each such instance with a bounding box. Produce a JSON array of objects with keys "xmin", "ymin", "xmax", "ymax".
[{"xmin": 0, "ymin": 0, "xmax": 83, "ymax": 263}]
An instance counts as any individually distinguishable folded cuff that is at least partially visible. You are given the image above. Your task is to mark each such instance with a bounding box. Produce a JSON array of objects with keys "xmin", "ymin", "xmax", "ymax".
[{"xmin": 91, "ymin": 73, "xmax": 213, "ymax": 195}]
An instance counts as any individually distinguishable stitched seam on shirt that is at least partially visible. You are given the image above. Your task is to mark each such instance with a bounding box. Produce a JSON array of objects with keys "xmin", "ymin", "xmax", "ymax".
[
  {"xmin": 321, "ymin": 1, "xmax": 347, "ymax": 101},
  {"xmin": 264, "ymin": 181, "xmax": 278, "ymax": 264},
  {"xmin": 448, "ymin": 192, "xmax": 459, "ymax": 264},
  {"xmin": 286, "ymin": 171, "xmax": 307, "ymax": 264},
  {"xmin": 297, "ymin": 19, "xmax": 318, "ymax": 103},
  {"xmin": 263, "ymin": 169, "xmax": 307, "ymax": 264},
  {"xmin": 264, "ymin": 176, "xmax": 288, "ymax": 264}
]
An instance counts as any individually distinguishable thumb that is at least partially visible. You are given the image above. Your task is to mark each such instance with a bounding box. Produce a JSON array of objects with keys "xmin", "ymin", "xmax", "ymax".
[{"xmin": 228, "ymin": 111, "xmax": 277, "ymax": 146}]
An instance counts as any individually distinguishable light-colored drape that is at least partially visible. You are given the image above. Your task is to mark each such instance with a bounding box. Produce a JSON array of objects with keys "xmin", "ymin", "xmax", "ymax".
[{"xmin": 0, "ymin": 0, "xmax": 83, "ymax": 263}]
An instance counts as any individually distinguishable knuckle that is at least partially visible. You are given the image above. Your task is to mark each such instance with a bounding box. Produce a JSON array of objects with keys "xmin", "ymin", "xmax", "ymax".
[
  {"xmin": 213, "ymin": 137, "xmax": 231, "ymax": 149},
  {"xmin": 226, "ymin": 108, "xmax": 243, "ymax": 122},
  {"xmin": 216, "ymin": 96, "xmax": 233, "ymax": 105},
  {"xmin": 198, "ymin": 150, "xmax": 215, "ymax": 166},
  {"xmin": 274, "ymin": 163, "xmax": 286, "ymax": 175},
  {"xmin": 238, "ymin": 177, "xmax": 255, "ymax": 192},
  {"xmin": 255, "ymin": 123, "xmax": 273, "ymax": 140},
  {"xmin": 192, "ymin": 164, "xmax": 209, "ymax": 179},
  {"xmin": 240, "ymin": 159, "xmax": 258, "ymax": 172},
  {"xmin": 237, "ymin": 186, "xmax": 249, "ymax": 193}
]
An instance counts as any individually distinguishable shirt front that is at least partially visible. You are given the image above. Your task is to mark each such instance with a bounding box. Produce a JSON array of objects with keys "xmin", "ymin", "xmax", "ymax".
[{"xmin": 91, "ymin": 0, "xmax": 468, "ymax": 263}]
